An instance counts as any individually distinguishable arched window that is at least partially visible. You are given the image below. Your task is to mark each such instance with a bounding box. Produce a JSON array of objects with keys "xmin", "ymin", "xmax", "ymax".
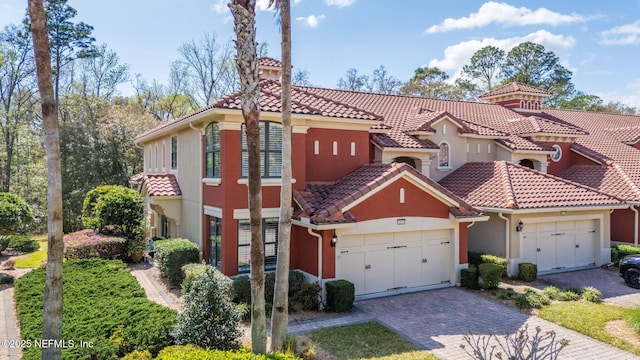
[
  {"xmin": 205, "ymin": 122, "xmax": 220, "ymax": 178},
  {"xmin": 438, "ymin": 142, "xmax": 450, "ymax": 168},
  {"xmin": 242, "ymin": 121, "xmax": 282, "ymax": 177}
]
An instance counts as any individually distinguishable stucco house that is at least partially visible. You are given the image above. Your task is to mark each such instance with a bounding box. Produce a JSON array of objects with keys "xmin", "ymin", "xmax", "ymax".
[{"xmin": 133, "ymin": 58, "xmax": 639, "ymax": 297}]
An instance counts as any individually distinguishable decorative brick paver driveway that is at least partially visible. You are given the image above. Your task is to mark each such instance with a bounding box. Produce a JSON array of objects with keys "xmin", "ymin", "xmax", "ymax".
[
  {"xmin": 289, "ymin": 287, "xmax": 640, "ymax": 359},
  {"xmin": 539, "ymin": 267, "xmax": 640, "ymax": 308}
]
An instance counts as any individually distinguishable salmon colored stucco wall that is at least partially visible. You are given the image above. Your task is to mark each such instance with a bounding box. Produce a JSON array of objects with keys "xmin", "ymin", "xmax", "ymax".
[
  {"xmin": 290, "ymin": 226, "xmax": 335, "ymax": 279},
  {"xmin": 612, "ymin": 208, "xmax": 635, "ymax": 244},
  {"xmin": 543, "ymin": 142, "xmax": 573, "ymax": 176},
  {"xmin": 348, "ymin": 178, "xmax": 450, "ymax": 221},
  {"xmin": 305, "ymin": 128, "xmax": 370, "ymax": 182}
]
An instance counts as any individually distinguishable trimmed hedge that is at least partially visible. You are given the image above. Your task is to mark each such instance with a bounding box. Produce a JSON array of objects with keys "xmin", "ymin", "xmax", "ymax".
[
  {"xmin": 518, "ymin": 262, "xmax": 537, "ymax": 282},
  {"xmin": 461, "ymin": 264, "xmax": 479, "ymax": 289},
  {"xmin": 8, "ymin": 235, "xmax": 39, "ymax": 253},
  {"xmin": 478, "ymin": 263, "xmax": 503, "ymax": 290},
  {"xmin": 325, "ymin": 279, "xmax": 355, "ymax": 312},
  {"xmin": 232, "ymin": 270, "xmax": 305, "ymax": 304},
  {"xmin": 615, "ymin": 244, "xmax": 640, "ymax": 259},
  {"xmin": 156, "ymin": 345, "xmax": 299, "ymax": 360},
  {"xmin": 481, "ymin": 254, "xmax": 508, "ymax": 273},
  {"xmin": 82, "ymin": 185, "xmax": 144, "ymax": 237},
  {"xmin": 14, "ymin": 259, "xmax": 177, "ymax": 359},
  {"xmin": 155, "ymin": 238, "xmax": 200, "ymax": 283},
  {"xmin": 63, "ymin": 229, "xmax": 127, "ymax": 260}
]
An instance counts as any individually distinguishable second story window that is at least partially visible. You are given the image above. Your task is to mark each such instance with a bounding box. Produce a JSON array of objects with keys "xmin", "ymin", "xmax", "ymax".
[
  {"xmin": 241, "ymin": 121, "xmax": 282, "ymax": 178},
  {"xmin": 438, "ymin": 142, "xmax": 450, "ymax": 169},
  {"xmin": 171, "ymin": 136, "xmax": 178, "ymax": 169},
  {"xmin": 205, "ymin": 122, "xmax": 220, "ymax": 178}
]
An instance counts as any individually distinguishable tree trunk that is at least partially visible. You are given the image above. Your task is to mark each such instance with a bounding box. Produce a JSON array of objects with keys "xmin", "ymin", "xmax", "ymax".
[
  {"xmin": 229, "ymin": 0, "xmax": 266, "ymax": 353},
  {"xmin": 270, "ymin": 0, "xmax": 292, "ymax": 352},
  {"xmin": 29, "ymin": 1, "xmax": 64, "ymax": 359}
]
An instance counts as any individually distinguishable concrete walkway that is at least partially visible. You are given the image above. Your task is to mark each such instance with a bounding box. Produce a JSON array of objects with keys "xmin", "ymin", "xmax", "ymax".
[
  {"xmin": 128, "ymin": 262, "xmax": 181, "ymax": 311},
  {"xmin": 0, "ymin": 287, "xmax": 21, "ymax": 360},
  {"xmin": 289, "ymin": 287, "xmax": 640, "ymax": 360}
]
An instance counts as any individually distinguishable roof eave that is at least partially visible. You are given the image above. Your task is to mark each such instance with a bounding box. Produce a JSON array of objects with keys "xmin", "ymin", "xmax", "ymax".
[{"xmin": 480, "ymin": 204, "xmax": 627, "ymax": 214}]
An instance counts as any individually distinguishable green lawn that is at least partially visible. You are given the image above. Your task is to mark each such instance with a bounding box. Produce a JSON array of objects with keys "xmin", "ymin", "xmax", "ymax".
[
  {"xmin": 308, "ymin": 321, "xmax": 439, "ymax": 360},
  {"xmin": 539, "ymin": 301, "xmax": 640, "ymax": 356},
  {"xmin": 14, "ymin": 235, "xmax": 47, "ymax": 268}
]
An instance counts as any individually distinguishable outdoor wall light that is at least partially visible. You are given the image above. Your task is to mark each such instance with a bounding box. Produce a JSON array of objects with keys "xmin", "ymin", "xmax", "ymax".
[
  {"xmin": 516, "ymin": 220, "xmax": 524, "ymax": 232},
  {"xmin": 330, "ymin": 234, "xmax": 338, "ymax": 247}
]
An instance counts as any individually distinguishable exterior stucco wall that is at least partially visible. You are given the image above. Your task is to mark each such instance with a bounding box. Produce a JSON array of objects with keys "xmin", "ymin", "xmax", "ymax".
[
  {"xmin": 176, "ymin": 129, "xmax": 203, "ymax": 249},
  {"xmin": 429, "ymin": 119, "xmax": 468, "ymax": 182},
  {"xmin": 465, "ymin": 138, "xmax": 496, "ymax": 163}
]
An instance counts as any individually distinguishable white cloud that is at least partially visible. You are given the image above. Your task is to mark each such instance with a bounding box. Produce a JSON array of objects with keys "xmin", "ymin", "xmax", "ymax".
[
  {"xmin": 426, "ymin": 1, "xmax": 588, "ymax": 34},
  {"xmin": 296, "ymin": 14, "xmax": 326, "ymax": 28},
  {"xmin": 599, "ymin": 20, "xmax": 640, "ymax": 45},
  {"xmin": 325, "ymin": 0, "xmax": 355, "ymax": 8},
  {"xmin": 428, "ymin": 30, "xmax": 576, "ymax": 78}
]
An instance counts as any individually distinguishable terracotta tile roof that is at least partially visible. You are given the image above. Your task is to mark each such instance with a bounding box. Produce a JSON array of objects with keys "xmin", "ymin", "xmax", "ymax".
[
  {"xmin": 370, "ymin": 131, "xmax": 439, "ymax": 149},
  {"xmin": 258, "ymin": 57, "xmax": 282, "ymax": 68},
  {"xmin": 293, "ymin": 162, "xmax": 482, "ymax": 224},
  {"xmin": 506, "ymin": 116, "xmax": 588, "ymax": 136},
  {"xmin": 560, "ymin": 165, "xmax": 640, "ymax": 201},
  {"xmin": 496, "ymin": 135, "xmax": 555, "ymax": 152},
  {"xmin": 139, "ymin": 174, "xmax": 182, "ymax": 197},
  {"xmin": 479, "ymin": 82, "xmax": 552, "ymax": 99},
  {"xmin": 605, "ymin": 126, "xmax": 640, "ymax": 145},
  {"xmin": 130, "ymin": 173, "xmax": 144, "ymax": 183},
  {"xmin": 439, "ymin": 161, "xmax": 624, "ymax": 210}
]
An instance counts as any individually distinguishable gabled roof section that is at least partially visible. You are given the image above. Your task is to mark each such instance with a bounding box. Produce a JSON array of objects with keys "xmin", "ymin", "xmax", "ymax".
[
  {"xmin": 139, "ymin": 174, "xmax": 182, "ymax": 197},
  {"xmin": 293, "ymin": 162, "xmax": 482, "ymax": 224},
  {"xmin": 506, "ymin": 115, "xmax": 588, "ymax": 136},
  {"xmin": 371, "ymin": 131, "xmax": 440, "ymax": 149},
  {"xmin": 214, "ymin": 80, "xmax": 382, "ymax": 121},
  {"xmin": 439, "ymin": 161, "xmax": 624, "ymax": 210},
  {"xmin": 496, "ymin": 135, "xmax": 555, "ymax": 152},
  {"xmin": 403, "ymin": 108, "xmax": 472, "ymax": 134},
  {"xmin": 560, "ymin": 164, "xmax": 640, "ymax": 201},
  {"xmin": 479, "ymin": 82, "xmax": 552, "ymax": 99},
  {"xmin": 258, "ymin": 57, "xmax": 281, "ymax": 68}
]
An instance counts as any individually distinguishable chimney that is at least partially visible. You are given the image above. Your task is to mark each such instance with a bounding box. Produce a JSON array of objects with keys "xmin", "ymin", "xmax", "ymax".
[
  {"xmin": 478, "ymin": 82, "xmax": 551, "ymax": 112},
  {"xmin": 257, "ymin": 57, "xmax": 282, "ymax": 81}
]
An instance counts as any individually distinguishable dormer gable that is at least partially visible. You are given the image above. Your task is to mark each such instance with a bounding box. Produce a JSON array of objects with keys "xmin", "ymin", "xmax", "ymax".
[
  {"xmin": 479, "ymin": 82, "xmax": 551, "ymax": 112},
  {"xmin": 258, "ymin": 57, "xmax": 282, "ymax": 80}
]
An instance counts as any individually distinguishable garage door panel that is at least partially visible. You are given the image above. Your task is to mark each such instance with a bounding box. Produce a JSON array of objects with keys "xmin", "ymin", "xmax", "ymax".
[
  {"xmin": 556, "ymin": 235, "xmax": 576, "ymax": 269},
  {"xmin": 523, "ymin": 219, "xmax": 597, "ymax": 273},
  {"xmin": 398, "ymin": 231, "xmax": 422, "ymax": 244},
  {"xmin": 366, "ymin": 233, "xmax": 392, "ymax": 246},
  {"xmin": 536, "ymin": 236, "xmax": 557, "ymax": 271},
  {"xmin": 396, "ymin": 245, "xmax": 423, "ymax": 289},
  {"xmin": 340, "ymin": 251, "xmax": 366, "ymax": 296},
  {"xmin": 423, "ymin": 242, "xmax": 450, "ymax": 284},
  {"xmin": 365, "ymin": 248, "xmax": 394, "ymax": 294},
  {"xmin": 342, "ymin": 234, "xmax": 365, "ymax": 248}
]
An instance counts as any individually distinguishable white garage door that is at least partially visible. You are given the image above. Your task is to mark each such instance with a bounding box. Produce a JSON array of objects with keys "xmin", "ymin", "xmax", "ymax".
[
  {"xmin": 339, "ymin": 230, "xmax": 451, "ymax": 296},
  {"xmin": 521, "ymin": 219, "xmax": 596, "ymax": 272}
]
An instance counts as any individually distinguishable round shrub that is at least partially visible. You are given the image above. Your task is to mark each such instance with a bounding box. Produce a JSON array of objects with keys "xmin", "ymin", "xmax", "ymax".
[
  {"xmin": 325, "ymin": 279, "xmax": 355, "ymax": 312},
  {"xmin": 0, "ymin": 273, "xmax": 14, "ymax": 285},
  {"xmin": 478, "ymin": 263, "xmax": 503, "ymax": 290},
  {"xmin": 0, "ymin": 192, "xmax": 34, "ymax": 235},
  {"xmin": 461, "ymin": 264, "xmax": 479, "ymax": 289},
  {"xmin": 82, "ymin": 185, "xmax": 143, "ymax": 238},
  {"xmin": 155, "ymin": 238, "xmax": 200, "ymax": 283},
  {"xmin": 181, "ymin": 263, "xmax": 209, "ymax": 295},
  {"xmin": 173, "ymin": 266, "xmax": 241, "ymax": 350},
  {"xmin": 518, "ymin": 262, "xmax": 537, "ymax": 282},
  {"xmin": 8, "ymin": 235, "xmax": 39, "ymax": 253},
  {"xmin": 293, "ymin": 282, "xmax": 322, "ymax": 311}
]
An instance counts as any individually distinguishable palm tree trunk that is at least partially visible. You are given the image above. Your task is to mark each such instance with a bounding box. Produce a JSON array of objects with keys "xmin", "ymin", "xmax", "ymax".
[
  {"xmin": 270, "ymin": 0, "xmax": 292, "ymax": 352},
  {"xmin": 29, "ymin": 1, "xmax": 64, "ymax": 359},
  {"xmin": 229, "ymin": 0, "xmax": 266, "ymax": 353}
]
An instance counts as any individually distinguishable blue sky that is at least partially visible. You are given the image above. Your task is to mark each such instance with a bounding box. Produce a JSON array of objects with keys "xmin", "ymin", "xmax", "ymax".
[{"xmin": 1, "ymin": 0, "xmax": 640, "ymax": 107}]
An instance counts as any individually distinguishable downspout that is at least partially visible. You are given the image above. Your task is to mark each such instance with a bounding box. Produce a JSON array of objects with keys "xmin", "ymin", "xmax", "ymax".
[
  {"xmin": 631, "ymin": 204, "xmax": 639, "ymax": 247},
  {"xmin": 307, "ymin": 228, "xmax": 323, "ymax": 287},
  {"xmin": 498, "ymin": 212, "xmax": 510, "ymax": 269}
]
